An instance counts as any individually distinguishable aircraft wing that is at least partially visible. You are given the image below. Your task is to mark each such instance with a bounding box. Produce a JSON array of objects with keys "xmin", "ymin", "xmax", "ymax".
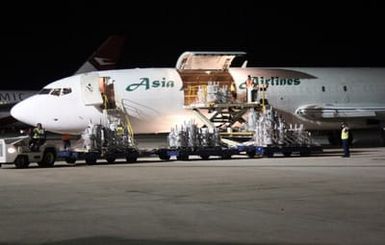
[{"xmin": 295, "ymin": 104, "xmax": 385, "ymax": 120}]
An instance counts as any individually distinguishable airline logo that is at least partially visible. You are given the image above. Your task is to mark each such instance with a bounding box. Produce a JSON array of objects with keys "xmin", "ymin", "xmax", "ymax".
[
  {"xmin": 124, "ymin": 76, "xmax": 301, "ymax": 92},
  {"xmin": 126, "ymin": 78, "xmax": 175, "ymax": 92},
  {"xmin": 238, "ymin": 76, "xmax": 301, "ymax": 89},
  {"xmin": 93, "ymin": 57, "xmax": 115, "ymax": 66}
]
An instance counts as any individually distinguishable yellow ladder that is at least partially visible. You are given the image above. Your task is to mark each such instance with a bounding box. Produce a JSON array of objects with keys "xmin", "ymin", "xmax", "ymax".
[{"xmin": 123, "ymin": 113, "xmax": 135, "ymax": 142}]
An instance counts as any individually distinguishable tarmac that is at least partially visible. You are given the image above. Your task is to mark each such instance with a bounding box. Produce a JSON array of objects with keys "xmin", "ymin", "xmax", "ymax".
[{"xmin": 1, "ymin": 147, "xmax": 385, "ymax": 244}]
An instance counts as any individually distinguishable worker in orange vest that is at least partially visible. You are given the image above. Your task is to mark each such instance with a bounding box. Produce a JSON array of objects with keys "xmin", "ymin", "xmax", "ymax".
[{"xmin": 62, "ymin": 134, "xmax": 71, "ymax": 150}]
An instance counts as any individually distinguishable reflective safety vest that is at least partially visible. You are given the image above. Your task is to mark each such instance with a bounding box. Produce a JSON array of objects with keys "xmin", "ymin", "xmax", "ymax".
[
  {"xmin": 33, "ymin": 128, "xmax": 45, "ymax": 139},
  {"xmin": 341, "ymin": 128, "xmax": 349, "ymax": 140},
  {"xmin": 116, "ymin": 126, "xmax": 124, "ymax": 136}
]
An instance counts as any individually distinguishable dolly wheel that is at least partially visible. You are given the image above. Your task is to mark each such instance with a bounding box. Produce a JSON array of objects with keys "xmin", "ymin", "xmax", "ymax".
[
  {"xmin": 247, "ymin": 151, "xmax": 256, "ymax": 158},
  {"xmin": 200, "ymin": 154, "xmax": 210, "ymax": 160},
  {"xmin": 106, "ymin": 157, "xmax": 116, "ymax": 164},
  {"xmin": 126, "ymin": 156, "xmax": 137, "ymax": 163}
]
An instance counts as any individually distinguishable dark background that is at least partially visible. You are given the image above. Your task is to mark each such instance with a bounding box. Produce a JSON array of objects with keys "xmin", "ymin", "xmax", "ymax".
[{"xmin": 2, "ymin": 1, "xmax": 384, "ymax": 90}]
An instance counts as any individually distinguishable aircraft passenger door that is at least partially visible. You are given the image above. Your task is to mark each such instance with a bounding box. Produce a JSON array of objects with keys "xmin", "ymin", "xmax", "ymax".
[{"xmin": 80, "ymin": 73, "xmax": 103, "ymax": 105}]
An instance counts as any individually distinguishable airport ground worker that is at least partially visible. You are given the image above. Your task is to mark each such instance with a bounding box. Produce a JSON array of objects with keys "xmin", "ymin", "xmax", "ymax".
[
  {"xmin": 115, "ymin": 123, "xmax": 124, "ymax": 137},
  {"xmin": 245, "ymin": 75, "xmax": 255, "ymax": 103},
  {"xmin": 341, "ymin": 122, "xmax": 350, "ymax": 157},
  {"xmin": 115, "ymin": 123, "xmax": 129, "ymax": 144},
  {"xmin": 82, "ymin": 121, "xmax": 94, "ymax": 151},
  {"xmin": 29, "ymin": 123, "xmax": 46, "ymax": 151},
  {"xmin": 230, "ymin": 81, "xmax": 237, "ymax": 102},
  {"xmin": 62, "ymin": 134, "xmax": 71, "ymax": 150},
  {"xmin": 101, "ymin": 92, "xmax": 109, "ymax": 110}
]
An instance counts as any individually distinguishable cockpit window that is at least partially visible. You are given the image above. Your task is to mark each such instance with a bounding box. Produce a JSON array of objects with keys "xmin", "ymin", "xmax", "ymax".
[
  {"xmin": 39, "ymin": 88, "xmax": 52, "ymax": 94},
  {"xmin": 51, "ymin": 88, "xmax": 61, "ymax": 96},
  {"xmin": 38, "ymin": 87, "xmax": 72, "ymax": 96},
  {"xmin": 62, "ymin": 88, "xmax": 72, "ymax": 95}
]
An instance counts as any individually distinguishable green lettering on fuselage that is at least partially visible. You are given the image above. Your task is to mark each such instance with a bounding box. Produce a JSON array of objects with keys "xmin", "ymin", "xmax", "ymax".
[
  {"xmin": 126, "ymin": 77, "xmax": 175, "ymax": 92},
  {"xmin": 238, "ymin": 76, "xmax": 301, "ymax": 89}
]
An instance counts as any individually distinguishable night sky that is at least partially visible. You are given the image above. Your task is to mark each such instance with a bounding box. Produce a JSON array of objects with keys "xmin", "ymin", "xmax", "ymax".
[{"xmin": 2, "ymin": 1, "xmax": 384, "ymax": 90}]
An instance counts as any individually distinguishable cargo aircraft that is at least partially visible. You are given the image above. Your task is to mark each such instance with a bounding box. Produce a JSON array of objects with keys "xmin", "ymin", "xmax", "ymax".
[{"xmin": 11, "ymin": 52, "xmax": 385, "ymax": 144}]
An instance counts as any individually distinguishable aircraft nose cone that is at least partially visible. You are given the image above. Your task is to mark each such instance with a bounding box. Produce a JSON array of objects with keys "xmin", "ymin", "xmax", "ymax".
[
  {"xmin": 11, "ymin": 100, "xmax": 35, "ymax": 126},
  {"xmin": 10, "ymin": 102, "xmax": 23, "ymax": 121}
]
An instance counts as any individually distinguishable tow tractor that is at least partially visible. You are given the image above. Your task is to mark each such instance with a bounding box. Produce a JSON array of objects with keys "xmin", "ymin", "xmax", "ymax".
[{"xmin": 0, "ymin": 135, "xmax": 57, "ymax": 168}]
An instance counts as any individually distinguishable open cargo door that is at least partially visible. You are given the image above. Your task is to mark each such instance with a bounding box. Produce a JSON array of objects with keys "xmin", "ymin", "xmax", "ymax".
[
  {"xmin": 176, "ymin": 51, "xmax": 246, "ymax": 71},
  {"xmin": 176, "ymin": 52, "xmax": 246, "ymax": 106}
]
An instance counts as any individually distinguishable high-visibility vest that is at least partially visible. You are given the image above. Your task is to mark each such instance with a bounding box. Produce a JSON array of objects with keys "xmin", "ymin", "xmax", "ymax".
[
  {"xmin": 341, "ymin": 128, "xmax": 349, "ymax": 140},
  {"xmin": 116, "ymin": 126, "xmax": 124, "ymax": 136},
  {"xmin": 33, "ymin": 128, "xmax": 45, "ymax": 139}
]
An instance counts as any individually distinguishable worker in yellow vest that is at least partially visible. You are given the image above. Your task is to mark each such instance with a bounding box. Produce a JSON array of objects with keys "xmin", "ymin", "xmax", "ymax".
[
  {"xmin": 115, "ymin": 124, "xmax": 124, "ymax": 137},
  {"xmin": 29, "ymin": 123, "xmax": 46, "ymax": 151},
  {"xmin": 341, "ymin": 123, "xmax": 350, "ymax": 157}
]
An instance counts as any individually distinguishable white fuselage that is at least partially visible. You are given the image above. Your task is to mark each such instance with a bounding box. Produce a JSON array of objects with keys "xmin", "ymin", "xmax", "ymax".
[{"xmin": 10, "ymin": 67, "xmax": 385, "ymax": 135}]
